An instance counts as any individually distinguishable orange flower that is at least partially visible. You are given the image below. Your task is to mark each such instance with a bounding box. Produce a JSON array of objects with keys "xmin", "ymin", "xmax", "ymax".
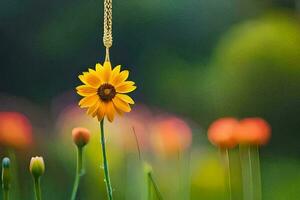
[
  {"xmin": 151, "ymin": 116, "xmax": 192, "ymax": 156},
  {"xmin": 108, "ymin": 106, "xmax": 152, "ymax": 152},
  {"xmin": 0, "ymin": 112, "xmax": 32, "ymax": 149},
  {"xmin": 72, "ymin": 127, "xmax": 91, "ymax": 147},
  {"xmin": 207, "ymin": 118, "xmax": 239, "ymax": 148},
  {"xmin": 235, "ymin": 118, "xmax": 271, "ymax": 145}
]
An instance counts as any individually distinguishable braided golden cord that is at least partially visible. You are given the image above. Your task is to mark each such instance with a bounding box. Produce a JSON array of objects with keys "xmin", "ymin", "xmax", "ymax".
[{"xmin": 103, "ymin": 0, "xmax": 112, "ymax": 61}]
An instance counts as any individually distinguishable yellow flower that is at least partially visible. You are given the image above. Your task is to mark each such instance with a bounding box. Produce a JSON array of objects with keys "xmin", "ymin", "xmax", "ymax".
[{"xmin": 76, "ymin": 61, "xmax": 136, "ymax": 122}]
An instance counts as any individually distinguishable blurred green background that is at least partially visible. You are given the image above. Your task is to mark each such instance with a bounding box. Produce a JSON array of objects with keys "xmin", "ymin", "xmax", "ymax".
[{"xmin": 0, "ymin": 0, "xmax": 300, "ymax": 199}]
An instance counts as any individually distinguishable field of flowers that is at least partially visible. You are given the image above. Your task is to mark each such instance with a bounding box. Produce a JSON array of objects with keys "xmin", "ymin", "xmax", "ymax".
[{"xmin": 0, "ymin": 0, "xmax": 300, "ymax": 200}]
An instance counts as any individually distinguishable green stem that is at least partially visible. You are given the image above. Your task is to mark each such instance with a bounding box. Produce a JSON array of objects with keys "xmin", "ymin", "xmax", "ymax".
[
  {"xmin": 251, "ymin": 145, "xmax": 262, "ymax": 200},
  {"xmin": 147, "ymin": 173, "xmax": 152, "ymax": 200},
  {"xmin": 3, "ymin": 190, "xmax": 9, "ymax": 200},
  {"xmin": 7, "ymin": 150, "xmax": 20, "ymax": 200},
  {"xmin": 33, "ymin": 178, "xmax": 42, "ymax": 200},
  {"xmin": 220, "ymin": 148, "xmax": 232, "ymax": 200},
  {"xmin": 71, "ymin": 147, "xmax": 84, "ymax": 200},
  {"xmin": 239, "ymin": 145, "xmax": 261, "ymax": 200},
  {"xmin": 239, "ymin": 145, "xmax": 252, "ymax": 200},
  {"xmin": 148, "ymin": 172, "xmax": 163, "ymax": 200},
  {"xmin": 177, "ymin": 150, "xmax": 182, "ymax": 200},
  {"xmin": 100, "ymin": 120, "xmax": 113, "ymax": 200}
]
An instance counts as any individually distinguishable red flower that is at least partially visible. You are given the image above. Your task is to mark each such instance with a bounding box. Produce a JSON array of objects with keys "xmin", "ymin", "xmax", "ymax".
[
  {"xmin": 0, "ymin": 112, "xmax": 33, "ymax": 149},
  {"xmin": 208, "ymin": 118, "xmax": 239, "ymax": 148},
  {"xmin": 235, "ymin": 118, "xmax": 271, "ymax": 145},
  {"xmin": 151, "ymin": 117, "xmax": 192, "ymax": 156}
]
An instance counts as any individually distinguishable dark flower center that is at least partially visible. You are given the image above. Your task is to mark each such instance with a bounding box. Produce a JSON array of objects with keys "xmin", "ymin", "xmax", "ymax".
[{"xmin": 98, "ymin": 83, "xmax": 116, "ymax": 102}]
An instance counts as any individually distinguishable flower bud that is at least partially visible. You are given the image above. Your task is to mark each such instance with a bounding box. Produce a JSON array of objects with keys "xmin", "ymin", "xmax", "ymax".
[
  {"xmin": 208, "ymin": 118, "xmax": 239, "ymax": 148},
  {"xmin": 143, "ymin": 162, "xmax": 153, "ymax": 175},
  {"xmin": 2, "ymin": 157, "xmax": 11, "ymax": 190},
  {"xmin": 235, "ymin": 118, "xmax": 271, "ymax": 145},
  {"xmin": 29, "ymin": 156, "xmax": 45, "ymax": 179},
  {"xmin": 72, "ymin": 127, "xmax": 91, "ymax": 148}
]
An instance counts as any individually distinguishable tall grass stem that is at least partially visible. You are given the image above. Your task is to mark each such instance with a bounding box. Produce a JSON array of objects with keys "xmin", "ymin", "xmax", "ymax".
[
  {"xmin": 148, "ymin": 172, "xmax": 163, "ymax": 200},
  {"xmin": 147, "ymin": 173, "xmax": 152, "ymax": 200},
  {"xmin": 239, "ymin": 145, "xmax": 262, "ymax": 200},
  {"xmin": 251, "ymin": 145, "xmax": 262, "ymax": 200},
  {"xmin": 3, "ymin": 190, "xmax": 9, "ymax": 200},
  {"xmin": 220, "ymin": 148, "xmax": 232, "ymax": 200}
]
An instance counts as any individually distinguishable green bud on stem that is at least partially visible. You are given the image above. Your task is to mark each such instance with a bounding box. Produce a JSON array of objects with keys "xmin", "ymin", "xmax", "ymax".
[
  {"xmin": 2, "ymin": 157, "xmax": 11, "ymax": 191},
  {"xmin": 29, "ymin": 157, "xmax": 45, "ymax": 179},
  {"xmin": 30, "ymin": 156, "xmax": 44, "ymax": 200}
]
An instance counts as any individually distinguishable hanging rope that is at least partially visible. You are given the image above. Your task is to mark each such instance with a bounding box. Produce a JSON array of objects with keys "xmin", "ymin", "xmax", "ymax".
[{"xmin": 103, "ymin": 0, "xmax": 113, "ymax": 61}]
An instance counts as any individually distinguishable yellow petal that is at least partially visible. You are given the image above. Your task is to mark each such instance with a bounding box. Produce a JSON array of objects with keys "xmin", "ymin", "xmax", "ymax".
[
  {"xmin": 96, "ymin": 101, "xmax": 106, "ymax": 121},
  {"xmin": 116, "ymin": 94, "xmax": 134, "ymax": 104},
  {"xmin": 116, "ymin": 81, "xmax": 134, "ymax": 87},
  {"xmin": 89, "ymin": 68, "xmax": 104, "ymax": 83},
  {"xmin": 103, "ymin": 61, "xmax": 112, "ymax": 69},
  {"xmin": 105, "ymin": 102, "xmax": 116, "ymax": 122},
  {"xmin": 111, "ymin": 70, "xmax": 129, "ymax": 86},
  {"xmin": 78, "ymin": 75, "xmax": 86, "ymax": 84},
  {"xmin": 87, "ymin": 101, "xmax": 100, "ymax": 116},
  {"xmin": 112, "ymin": 96, "xmax": 131, "ymax": 112},
  {"xmin": 76, "ymin": 85, "xmax": 97, "ymax": 96},
  {"xmin": 88, "ymin": 68, "xmax": 96, "ymax": 73},
  {"xmin": 78, "ymin": 94, "xmax": 99, "ymax": 108},
  {"xmin": 116, "ymin": 82, "xmax": 137, "ymax": 93},
  {"xmin": 109, "ymin": 65, "xmax": 121, "ymax": 84},
  {"xmin": 115, "ymin": 106, "xmax": 124, "ymax": 116},
  {"xmin": 95, "ymin": 63, "xmax": 103, "ymax": 72},
  {"xmin": 101, "ymin": 61, "xmax": 112, "ymax": 82},
  {"xmin": 79, "ymin": 72, "xmax": 101, "ymax": 88}
]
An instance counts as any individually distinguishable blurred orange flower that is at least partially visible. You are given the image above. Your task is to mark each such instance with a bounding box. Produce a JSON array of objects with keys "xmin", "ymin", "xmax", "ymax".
[
  {"xmin": 110, "ymin": 107, "xmax": 152, "ymax": 152},
  {"xmin": 0, "ymin": 112, "xmax": 33, "ymax": 149},
  {"xmin": 72, "ymin": 127, "xmax": 91, "ymax": 147},
  {"xmin": 235, "ymin": 118, "xmax": 271, "ymax": 145},
  {"xmin": 207, "ymin": 118, "xmax": 239, "ymax": 148},
  {"xmin": 151, "ymin": 116, "xmax": 192, "ymax": 156}
]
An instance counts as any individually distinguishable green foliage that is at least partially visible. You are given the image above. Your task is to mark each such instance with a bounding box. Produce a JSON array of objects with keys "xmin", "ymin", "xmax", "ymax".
[
  {"xmin": 204, "ymin": 11, "xmax": 300, "ymax": 152},
  {"xmin": 210, "ymin": 11, "xmax": 300, "ymax": 116}
]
